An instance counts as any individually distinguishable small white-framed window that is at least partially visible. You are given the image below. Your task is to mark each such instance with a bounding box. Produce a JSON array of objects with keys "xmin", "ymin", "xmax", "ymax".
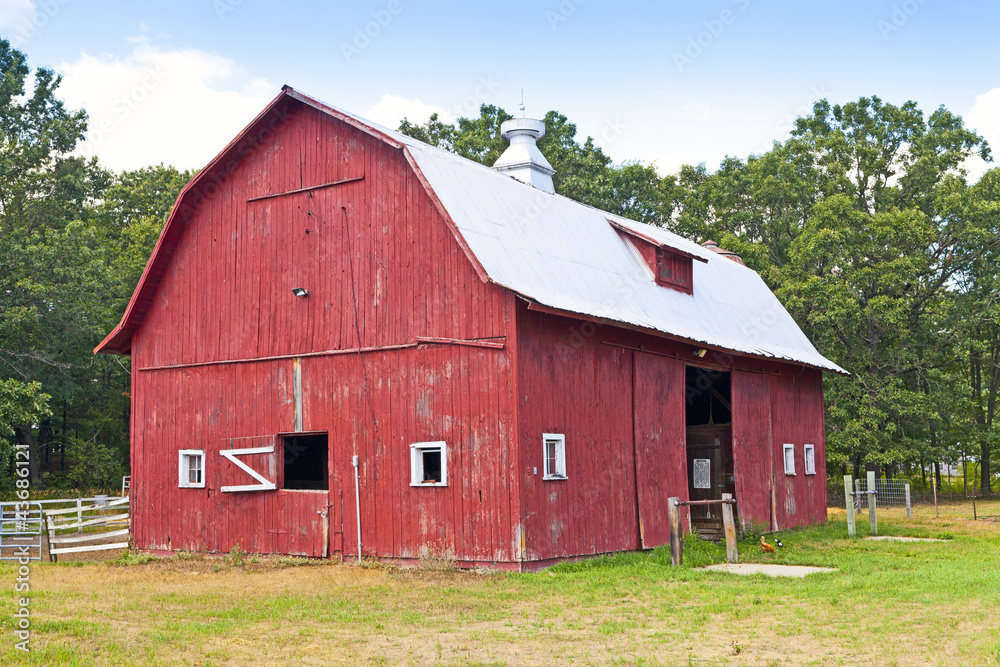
[
  {"xmin": 410, "ymin": 441, "xmax": 447, "ymax": 486},
  {"xmin": 542, "ymin": 433, "xmax": 567, "ymax": 480},
  {"xmin": 804, "ymin": 444, "xmax": 816, "ymax": 475},
  {"xmin": 782, "ymin": 443, "xmax": 796, "ymax": 476},
  {"xmin": 178, "ymin": 449, "xmax": 205, "ymax": 488}
]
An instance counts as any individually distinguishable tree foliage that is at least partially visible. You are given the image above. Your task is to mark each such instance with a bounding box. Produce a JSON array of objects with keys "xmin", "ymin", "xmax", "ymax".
[{"xmin": 0, "ymin": 38, "xmax": 189, "ymax": 489}]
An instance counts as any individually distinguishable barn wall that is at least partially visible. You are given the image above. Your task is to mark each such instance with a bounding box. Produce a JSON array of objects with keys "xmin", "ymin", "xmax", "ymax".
[
  {"xmin": 770, "ymin": 367, "xmax": 827, "ymax": 528},
  {"xmin": 134, "ymin": 98, "xmax": 507, "ymax": 369},
  {"xmin": 130, "ymin": 344, "xmax": 517, "ymax": 562},
  {"xmin": 514, "ymin": 305, "xmax": 640, "ymax": 561},
  {"xmin": 514, "ymin": 305, "xmax": 829, "ymax": 562},
  {"xmin": 130, "ymin": 97, "xmax": 521, "ymax": 562}
]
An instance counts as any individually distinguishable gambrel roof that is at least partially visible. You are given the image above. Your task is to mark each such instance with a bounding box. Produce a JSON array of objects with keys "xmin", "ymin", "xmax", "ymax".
[{"xmin": 96, "ymin": 87, "xmax": 845, "ymax": 374}]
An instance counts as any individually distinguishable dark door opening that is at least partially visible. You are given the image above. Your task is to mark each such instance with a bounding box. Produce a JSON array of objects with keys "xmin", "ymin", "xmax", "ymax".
[
  {"xmin": 685, "ymin": 367, "xmax": 735, "ymax": 536},
  {"xmin": 283, "ymin": 433, "xmax": 329, "ymax": 490}
]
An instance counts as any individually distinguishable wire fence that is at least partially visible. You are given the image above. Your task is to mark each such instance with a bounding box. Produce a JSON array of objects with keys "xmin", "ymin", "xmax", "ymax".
[
  {"xmin": 854, "ymin": 477, "xmax": 909, "ymax": 513},
  {"xmin": 828, "ymin": 477, "xmax": 1000, "ymax": 522}
]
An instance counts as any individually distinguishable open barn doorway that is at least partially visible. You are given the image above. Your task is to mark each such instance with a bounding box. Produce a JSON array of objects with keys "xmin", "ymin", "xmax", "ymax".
[{"xmin": 685, "ymin": 366, "xmax": 735, "ymax": 540}]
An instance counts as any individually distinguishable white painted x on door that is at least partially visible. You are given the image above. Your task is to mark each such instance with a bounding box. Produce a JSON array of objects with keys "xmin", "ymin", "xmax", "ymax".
[{"xmin": 218, "ymin": 435, "xmax": 277, "ymax": 492}]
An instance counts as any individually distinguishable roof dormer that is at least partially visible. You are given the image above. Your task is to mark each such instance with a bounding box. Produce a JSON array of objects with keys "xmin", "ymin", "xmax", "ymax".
[{"xmin": 609, "ymin": 219, "xmax": 706, "ymax": 296}]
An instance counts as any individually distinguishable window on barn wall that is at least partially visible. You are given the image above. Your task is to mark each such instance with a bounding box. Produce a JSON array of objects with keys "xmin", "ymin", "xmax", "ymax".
[
  {"xmin": 656, "ymin": 247, "xmax": 693, "ymax": 294},
  {"xmin": 803, "ymin": 444, "xmax": 816, "ymax": 475},
  {"xmin": 410, "ymin": 441, "xmax": 447, "ymax": 486},
  {"xmin": 542, "ymin": 434, "xmax": 567, "ymax": 480},
  {"xmin": 282, "ymin": 434, "xmax": 329, "ymax": 490},
  {"xmin": 178, "ymin": 450, "xmax": 205, "ymax": 488},
  {"xmin": 783, "ymin": 444, "xmax": 796, "ymax": 475}
]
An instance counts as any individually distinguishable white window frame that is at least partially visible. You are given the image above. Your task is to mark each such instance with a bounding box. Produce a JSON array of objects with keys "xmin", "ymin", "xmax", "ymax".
[
  {"xmin": 783, "ymin": 443, "xmax": 796, "ymax": 476},
  {"xmin": 178, "ymin": 449, "xmax": 205, "ymax": 488},
  {"xmin": 804, "ymin": 444, "xmax": 816, "ymax": 475},
  {"xmin": 542, "ymin": 433, "xmax": 567, "ymax": 480},
  {"xmin": 410, "ymin": 441, "xmax": 447, "ymax": 487}
]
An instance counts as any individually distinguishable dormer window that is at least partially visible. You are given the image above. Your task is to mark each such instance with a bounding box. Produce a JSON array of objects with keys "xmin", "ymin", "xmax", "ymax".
[
  {"xmin": 609, "ymin": 218, "xmax": 704, "ymax": 296},
  {"xmin": 656, "ymin": 248, "xmax": 693, "ymax": 294}
]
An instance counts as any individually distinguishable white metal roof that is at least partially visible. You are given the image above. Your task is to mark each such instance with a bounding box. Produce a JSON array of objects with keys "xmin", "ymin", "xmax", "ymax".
[{"xmin": 300, "ymin": 93, "xmax": 845, "ymax": 374}]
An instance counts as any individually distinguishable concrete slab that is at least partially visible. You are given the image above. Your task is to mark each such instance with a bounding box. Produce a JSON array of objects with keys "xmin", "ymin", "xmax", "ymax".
[
  {"xmin": 700, "ymin": 563, "xmax": 835, "ymax": 577},
  {"xmin": 865, "ymin": 536, "xmax": 944, "ymax": 542}
]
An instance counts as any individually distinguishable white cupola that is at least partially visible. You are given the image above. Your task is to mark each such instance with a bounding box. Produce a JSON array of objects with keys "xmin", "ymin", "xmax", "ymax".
[{"xmin": 492, "ymin": 117, "xmax": 556, "ymax": 194}]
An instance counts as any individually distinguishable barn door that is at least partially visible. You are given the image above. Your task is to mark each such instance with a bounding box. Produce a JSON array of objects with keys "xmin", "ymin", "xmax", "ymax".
[
  {"xmin": 731, "ymin": 371, "xmax": 773, "ymax": 530},
  {"xmin": 633, "ymin": 352, "xmax": 687, "ymax": 549},
  {"xmin": 219, "ymin": 436, "xmax": 277, "ymax": 492}
]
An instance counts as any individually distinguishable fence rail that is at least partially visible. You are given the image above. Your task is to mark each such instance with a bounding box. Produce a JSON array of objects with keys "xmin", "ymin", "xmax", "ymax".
[
  {"xmin": 0, "ymin": 502, "xmax": 44, "ymax": 561},
  {"xmin": 45, "ymin": 496, "xmax": 130, "ymax": 562}
]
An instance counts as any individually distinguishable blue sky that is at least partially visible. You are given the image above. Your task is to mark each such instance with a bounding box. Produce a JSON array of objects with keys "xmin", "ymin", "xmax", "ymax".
[{"xmin": 2, "ymin": 0, "xmax": 997, "ymax": 178}]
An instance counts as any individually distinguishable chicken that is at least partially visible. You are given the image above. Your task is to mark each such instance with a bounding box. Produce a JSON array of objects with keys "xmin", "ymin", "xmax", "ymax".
[
  {"xmin": 775, "ymin": 539, "xmax": 784, "ymax": 548},
  {"xmin": 760, "ymin": 535, "xmax": 776, "ymax": 553}
]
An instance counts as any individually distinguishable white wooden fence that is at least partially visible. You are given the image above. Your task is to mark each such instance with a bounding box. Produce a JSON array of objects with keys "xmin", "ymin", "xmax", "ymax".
[
  {"xmin": 44, "ymin": 496, "xmax": 130, "ymax": 562},
  {"xmin": 0, "ymin": 502, "xmax": 44, "ymax": 561}
]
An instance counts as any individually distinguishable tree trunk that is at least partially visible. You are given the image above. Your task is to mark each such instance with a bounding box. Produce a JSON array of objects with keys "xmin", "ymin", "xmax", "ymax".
[
  {"xmin": 21, "ymin": 425, "xmax": 39, "ymax": 484},
  {"xmin": 982, "ymin": 439, "xmax": 992, "ymax": 497},
  {"xmin": 963, "ymin": 452, "xmax": 968, "ymax": 495}
]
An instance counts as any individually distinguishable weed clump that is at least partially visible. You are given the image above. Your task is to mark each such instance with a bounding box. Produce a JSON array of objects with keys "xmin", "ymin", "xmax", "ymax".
[{"xmin": 111, "ymin": 551, "xmax": 157, "ymax": 567}]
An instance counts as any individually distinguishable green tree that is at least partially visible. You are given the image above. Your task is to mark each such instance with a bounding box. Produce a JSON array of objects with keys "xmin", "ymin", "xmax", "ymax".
[
  {"xmin": 698, "ymin": 97, "xmax": 992, "ymax": 480},
  {"xmin": 0, "ymin": 38, "xmax": 188, "ymax": 489}
]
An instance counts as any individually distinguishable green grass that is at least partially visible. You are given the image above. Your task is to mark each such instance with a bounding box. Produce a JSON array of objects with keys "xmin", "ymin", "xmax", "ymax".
[{"xmin": 2, "ymin": 506, "xmax": 999, "ymax": 665}]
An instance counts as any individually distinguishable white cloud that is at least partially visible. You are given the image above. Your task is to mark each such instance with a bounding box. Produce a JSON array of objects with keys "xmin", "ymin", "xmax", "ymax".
[
  {"xmin": 57, "ymin": 40, "xmax": 275, "ymax": 172},
  {"xmin": 364, "ymin": 94, "xmax": 453, "ymax": 130},
  {"xmin": 0, "ymin": 0, "xmax": 35, "ymax": 37},
  {"xmin": 964, "ymin": 87, "xmax": 1000, "ymax": 183}
]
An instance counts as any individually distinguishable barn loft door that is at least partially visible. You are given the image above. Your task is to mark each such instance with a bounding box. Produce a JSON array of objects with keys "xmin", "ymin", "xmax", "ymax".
[{"xmin": 219, "ymin": 436, "xmax": 277, "ymax": 492}]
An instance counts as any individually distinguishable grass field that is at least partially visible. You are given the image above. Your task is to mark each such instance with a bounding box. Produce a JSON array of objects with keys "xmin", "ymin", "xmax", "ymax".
[{"xmin": 3, "ymin": 501, "xmax": 999, "ymax": 666}]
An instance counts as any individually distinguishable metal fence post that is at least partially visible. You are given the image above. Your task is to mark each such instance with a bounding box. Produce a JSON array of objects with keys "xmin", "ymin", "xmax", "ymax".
[
  {"xmin": 905, "ymin": 483, "xmax": 912, "ymax": 518},
  {"xmin": 867, "ymin": 471, "xmax": 878, "ymax": 536},
  {"xmin": 844, "ymin": 475, "xmax": 856, "ymax": 537},
  {"xmin": 932, "ymin": 477, "xmax": 938, "ymax": 518}
]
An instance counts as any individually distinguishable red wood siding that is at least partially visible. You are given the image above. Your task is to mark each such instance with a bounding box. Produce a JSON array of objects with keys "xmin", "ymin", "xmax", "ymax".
[
  {"xmin": 129, "ymin": 97, "xmax": 520, "ymax": 563},
  {"xmin": 134, "ymin": 100, "xmax": 506, "ymax": 369},
  {"xmin": 515, "ymin": 305, "xmax": 639, "ymax": 561},
  {"xmin": 769, "ymin": 367, "xmax": 826, "ymax": 528},
  {"xmin": 131, "ymin": 362, "xmax": 327, "ymax": 556},
  {"xmin": 731, "ymin": 370, "xmax": 774, "ymax": 531},
  {"xmin": 633, "ymin": 351, "xmax": 688, "ymax": 548}
]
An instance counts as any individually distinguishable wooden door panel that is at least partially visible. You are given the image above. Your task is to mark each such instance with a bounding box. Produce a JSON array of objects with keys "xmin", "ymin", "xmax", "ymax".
[{"xmin": 633, "ymin": 352, "xmax": 687, "ymax": 548}]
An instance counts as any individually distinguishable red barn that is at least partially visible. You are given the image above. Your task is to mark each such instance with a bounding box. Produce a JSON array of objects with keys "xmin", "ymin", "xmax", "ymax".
[{"xmin": 96, "ymin": 87, "xmax": 845, "ymax": 569}]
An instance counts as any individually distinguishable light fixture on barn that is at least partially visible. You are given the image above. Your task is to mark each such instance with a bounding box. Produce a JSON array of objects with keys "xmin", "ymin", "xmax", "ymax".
[
  {"xmin": 291, "ymin": 287, "xmax": 309, "ymax": 297},
  {"xmin": 693, "ymin": 348, "xmax": 707, "ymax": 358}
]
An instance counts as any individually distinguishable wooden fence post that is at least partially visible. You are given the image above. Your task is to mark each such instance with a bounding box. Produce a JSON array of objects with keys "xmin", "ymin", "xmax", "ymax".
[
  {"xmin": 76, "ymin": 499, "xmax": 82, "ymax": 534},
  {"xmin": 722, "ymin": 494, "xmax": 737, "ymax": 563},
  {"xmin": 770, "ymin": 483, "xmax": 778, "ymax": 531},
  {"xmin": 844, "ymin": 475, "xmax": 856, "ymax": 537},
  {"xmin": 932, "ymin": 477, "xmax": 938, "ymax": 518},
  {"xmin": 905, "ymin": 483, "xmax": 912, "ymax": 518},
  {"xmin": 867, "ymin": 471, "xmax": 878, "ymax": 536},
  {"xmin": 668, "ymin": 497, "xmax": 682, "ymax": 567}
]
